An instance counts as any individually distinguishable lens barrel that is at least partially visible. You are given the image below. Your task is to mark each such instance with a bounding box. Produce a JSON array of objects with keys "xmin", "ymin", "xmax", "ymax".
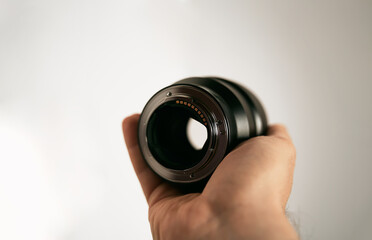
[{"xmin": 138, "ymin": 77, "xmax": 267, "ymax": 184}]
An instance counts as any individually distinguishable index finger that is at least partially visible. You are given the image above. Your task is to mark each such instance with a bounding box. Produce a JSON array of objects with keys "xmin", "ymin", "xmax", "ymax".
[{"xmin": 267, "ymin": 124, "xmax": 293, "ymax": 142}]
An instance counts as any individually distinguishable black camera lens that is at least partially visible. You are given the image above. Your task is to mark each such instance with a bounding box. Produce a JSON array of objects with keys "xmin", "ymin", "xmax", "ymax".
[
  {"xmin": 138, "ymin": 77, "xmax": 267, "ymax": 184},
  {"xmin": 146, "ymin": 101, "xmax": 210, "ymax": 170}
]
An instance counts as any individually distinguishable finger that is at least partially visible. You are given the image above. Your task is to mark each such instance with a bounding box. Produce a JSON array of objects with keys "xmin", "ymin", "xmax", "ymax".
[
  {"xmin": 267, "ymin": 124, "xmax": 296, "ymax": 167},
  {"xmin": 122, "ymin": 114, "xmax": 180, "ymax": 206},
  {"xmin": 267, "ymin": 124, "xmax": 293, "ymax": 142}
]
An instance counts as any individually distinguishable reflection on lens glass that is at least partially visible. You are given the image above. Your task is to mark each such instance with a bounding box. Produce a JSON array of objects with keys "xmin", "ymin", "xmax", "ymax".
[{"xmin": 186, "ymin": 118, "xmax": 207, "ymax": 150}]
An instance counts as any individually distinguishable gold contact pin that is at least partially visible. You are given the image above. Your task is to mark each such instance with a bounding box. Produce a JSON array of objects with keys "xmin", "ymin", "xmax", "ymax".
[{"xmin": 174, "ymin": 100, "xmax": 206, "ymax": 125}]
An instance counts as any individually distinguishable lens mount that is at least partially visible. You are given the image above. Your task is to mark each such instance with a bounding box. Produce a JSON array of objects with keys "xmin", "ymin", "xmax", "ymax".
[{"xmin": 138, "ymin": 77, "xmax": 267, "ymax": 184}]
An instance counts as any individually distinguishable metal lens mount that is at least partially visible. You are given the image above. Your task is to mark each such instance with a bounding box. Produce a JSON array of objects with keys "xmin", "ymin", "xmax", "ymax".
[{"xmin": 138, "ymin": 77, "xmax": 267, "ymax": 184}]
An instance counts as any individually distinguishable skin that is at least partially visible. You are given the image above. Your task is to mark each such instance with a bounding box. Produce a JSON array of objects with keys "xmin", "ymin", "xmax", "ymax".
[{"xmin": 123, "ymin": 114, "xmax": 299, "ymax": 240}]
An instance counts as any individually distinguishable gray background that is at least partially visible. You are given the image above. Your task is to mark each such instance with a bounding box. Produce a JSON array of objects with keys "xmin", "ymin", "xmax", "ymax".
[{"xmin": 0, "ymin": 0, "xmax": 371, "ymax": 239}]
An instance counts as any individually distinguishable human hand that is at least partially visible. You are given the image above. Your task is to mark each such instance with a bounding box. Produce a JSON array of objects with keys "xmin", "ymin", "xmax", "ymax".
[{"xmin": 123, "ymin": 114, "xmax": 299, "ymax": 240}]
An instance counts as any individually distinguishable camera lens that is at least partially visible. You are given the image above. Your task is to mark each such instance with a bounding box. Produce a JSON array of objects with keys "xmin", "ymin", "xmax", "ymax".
[
  {"xmin": 146, "ymin": 101, "xmax": 210, "ymax": 170},
  {"xmin": 138, "ymin": 77, "xmax": 267, "ymax": 184}
]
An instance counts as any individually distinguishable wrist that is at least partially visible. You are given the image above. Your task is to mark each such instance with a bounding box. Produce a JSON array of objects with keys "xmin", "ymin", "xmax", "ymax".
[{"xmin": 210, "ymin": 199, "xmax": 299, "ymax": 240}]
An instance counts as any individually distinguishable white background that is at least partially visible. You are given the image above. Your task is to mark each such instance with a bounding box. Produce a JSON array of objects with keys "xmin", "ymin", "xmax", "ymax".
[{"xmin": 1, "ymin": 0, "xmax": 371, "ymax": 239}]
